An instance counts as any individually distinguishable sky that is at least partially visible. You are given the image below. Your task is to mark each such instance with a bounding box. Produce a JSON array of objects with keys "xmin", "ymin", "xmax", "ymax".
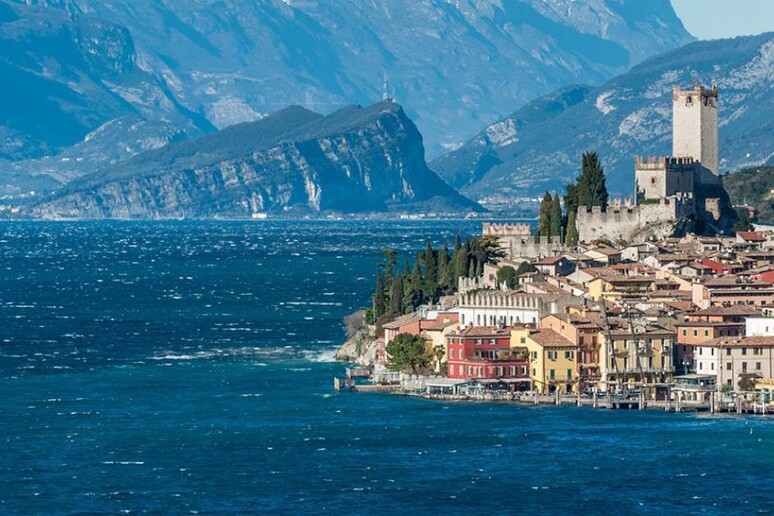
[{"xmin": 671, "ymin": 0, "xmax": 774, "ymax": 40}]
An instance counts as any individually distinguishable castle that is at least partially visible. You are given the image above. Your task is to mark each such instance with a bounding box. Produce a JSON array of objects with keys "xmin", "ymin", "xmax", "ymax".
[
  {"xmin": 577, "ymin": 84, "xmax": 723, "ymax": 243},
  {"xmin": 482, "ymin": 222, "xmax": 563, "ymax": 259}
]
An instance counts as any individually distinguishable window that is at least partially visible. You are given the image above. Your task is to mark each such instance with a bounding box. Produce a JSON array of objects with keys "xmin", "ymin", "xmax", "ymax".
[
  {"xmin": 489, "ymin": 338, "xmax": 496, "ymax": 345},
  {"xmin": 509, "ymin": 366, "xmax": 516, "ymax": 376},
  {"xmin": 742, "ymin": 348, "xmax": 747, "ymax": 355},
  {"xmin": 726, "ymin": 348, "xmax": 732, "ymax": 356},
  {"xmin": 531, "ymin": 351, "xmax": 537, "ymax": 360},
  {"xmin": 532, "ymin": 368, "xmax": 537, "ymax": 377},
  {"xmin": 742, "ymin": 362, "xmax": 748, "ymax": 373},
  {"xmin": 548, "ymin": 351, "xmax": 557, "ymax": 360},
  {"xmin": 449, "ymin": 365, "xmax": 454, "ymax": 375},
  {"xmin": 565, "ymin": 351, "xmax": 575, "ymax": 360},
  {"xmin": 475, "ymin": 339, "xmax": 482, "ymax": 346},
  {"xmin": 520, "ymin": 337, "xmax": 526, "ymax": 344},
  {"xmin": 467, "ymin": 366, "xmax": 473, "ymax": 375},
  {"xmin": 699, "ymin": 348, "xmax": 703, "ymax": 356},
  {"xmin": 550, "ymin": 369, "xmax": 556, "ymax": 380},
  {"xmin": 682, "ymin": 329, "xmax": 687, "ymax": 336},
  {"xmin": 754, "ymin": 347, "xmax": 762, "ymax": 355},
  {"xmin": 693, "ymin": 330, "xmax": 698, "ymax": 337},
  {"xmin": 699, "ymin": 362, "xmax": 703, "ymax": 371},
  {"xmin": 497, "ymin": 366, "xmax": 503, "ymax": 376},
  {"xmin": 756, "ymin": 362, "xmax": 762, "ymax": 370},
  {"xmin": 726, "ymin": 362, "xmax": 732, "ymax": 371},
  {"xmin": 567, "ymin": 369, "xmax": 572, "ymax": 379},
  {"xmin": 704, "ymin": 330, "xmax": 709, "ymax": 337},
  {"xmin": 520, "ymin": 366, "xmax": 527, "ymax": 376},
  {"xmin": 449, "ymin": 349, "xmax": 455, "ymax": 359},
  {"xmin": 711, "ymin": 348, "xmax": 715, "ymax": 356}
]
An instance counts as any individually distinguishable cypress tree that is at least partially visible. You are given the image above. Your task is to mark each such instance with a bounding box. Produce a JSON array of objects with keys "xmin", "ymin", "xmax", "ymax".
[
  {"xmin": 565, "ymin": 209, "xmax": 579, "ymax": 247},
  {"xmin": 577, "ymin": 151, "xmax": 609, "ymax": 209},
  {"xmin": 389, "ymin": 272, "xmax": 404, "ymax": 315},
  {"xmin": 454, "ymin": 234, "xmax": 462, "ymax": 253},
  {"xmin": 424, "ymin": 240, "xmax": 437, "ymax": 289},
  {"xmin": 550, "ymin": 193, "xmax": 562, "ymax": 238},
  {"xmin": 468, "ymin": 260, "xmax": 476, "ymax": 278},
  {"xmin": 373, "ymin": 272, "xmax": 386, "ymax": 319},
  {"xmin": 438, "ymin": 242, "xmax": 451, "ymax": 291},
  {"xmin": 538, "ymin": 191, "xmax": 552, "ymax": 237}
]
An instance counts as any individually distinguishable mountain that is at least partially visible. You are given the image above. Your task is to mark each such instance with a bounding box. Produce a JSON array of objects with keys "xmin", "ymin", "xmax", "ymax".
[
  {"xmin": 30, "ymin": 102, "xmax": 481, "ymax": 219},
  {"xmin": 0, "ymin": 1, "xmax": 211, "ymax": 194},
  {"xmin": 3, "ymin": 0, "xmax": 692, "ymax": 166},
  {"xmin": 724, "ymin": 166, "xmax": 774, "ymax": 224},
  {"xmin": 432, "ymin": 33, "xmax": 774, "ymax": 200}
]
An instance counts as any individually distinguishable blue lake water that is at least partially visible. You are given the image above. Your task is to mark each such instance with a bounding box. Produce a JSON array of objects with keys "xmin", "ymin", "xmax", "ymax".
[{"xmin": 1, "ymin": 220, "xmax": 773, "ymax": 514}]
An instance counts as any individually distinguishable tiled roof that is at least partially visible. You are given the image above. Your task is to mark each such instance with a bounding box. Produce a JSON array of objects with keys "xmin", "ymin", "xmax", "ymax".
[{"xmin": 528, "ymin": 328, "xmax": 576, "ymax": 348}]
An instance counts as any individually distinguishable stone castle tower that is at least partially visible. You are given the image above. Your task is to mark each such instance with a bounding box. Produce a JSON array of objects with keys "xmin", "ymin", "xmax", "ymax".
[{"xmin": 672, "ymin": 85, "xmax": 719, "ymax": 184}]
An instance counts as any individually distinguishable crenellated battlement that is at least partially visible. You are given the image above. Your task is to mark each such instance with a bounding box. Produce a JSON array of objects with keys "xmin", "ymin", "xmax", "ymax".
[
  {"xmin": 482, "ymin": 222, "xmax": 532, "ymax": 237},
  {"xmin": 635, "ymin": 156, "xmax": 696, "ymax": 170},
  {"xmin": 673, "ymin": 84, "xmax": 718, "ymax": 108}
]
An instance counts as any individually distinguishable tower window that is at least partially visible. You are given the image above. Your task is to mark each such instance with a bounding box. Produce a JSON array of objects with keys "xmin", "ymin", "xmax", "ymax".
[
  {"xmin": 651, "ymin": 178, "xmax": 656, "ymax": 185},
  {"xmin": 686, "ymin": 96, "xmax": 692, "ymax": 104}
]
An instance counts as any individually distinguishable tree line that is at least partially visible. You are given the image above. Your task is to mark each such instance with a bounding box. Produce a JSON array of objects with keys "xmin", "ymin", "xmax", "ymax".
[
  {"xmin": 537, "ymin": 150, "xmax": 609, "ymax": 246},
  {"xmin": 369, "ymin": 235, "xmax": 505, "ymax": 325}
]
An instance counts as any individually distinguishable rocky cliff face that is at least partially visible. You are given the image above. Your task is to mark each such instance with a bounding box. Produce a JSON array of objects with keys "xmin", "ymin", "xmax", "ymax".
[
  {"xmin": 2, "ymin": 0, "xmax": 692, "ymax": 195},
  {"xmin": 31, "ymin": 102, "xmax": 480, "ymax": 218},
  {"xmin": 432, "ymin": 33, "xmax": 774, "ymax": 200}
]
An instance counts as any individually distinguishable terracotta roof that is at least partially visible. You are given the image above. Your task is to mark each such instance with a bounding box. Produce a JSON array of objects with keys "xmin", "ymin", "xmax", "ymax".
[
  {"xmin": 454, "ymin": 326, "xmax": 511, "ymax": 338},
  {"xmin": 382, "ymin": 312, "xmax": 421, "ymax": 329},
  {"xmin": 534, "ymin": 255, "xmax": 564, "ymax": 265},
  {"xmin": 693, "ymin": 305, "xmax": 762, "ymax": 317},
  {"xmin": 737, "ymin": 231, "xmax": 767, "ymax": 242},
  {"xmin": 702, "ymin": 336, "xmax": 774, "ymax": 347},
  {"xmin": 528, "ymin": 328, "xmax": 576, "ymax": 348}
]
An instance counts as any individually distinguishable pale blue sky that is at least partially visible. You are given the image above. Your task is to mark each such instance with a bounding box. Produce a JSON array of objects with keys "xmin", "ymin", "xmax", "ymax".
[{"xmin": 672, "ymin": 0, "xmax": 774, "ymax": 39}]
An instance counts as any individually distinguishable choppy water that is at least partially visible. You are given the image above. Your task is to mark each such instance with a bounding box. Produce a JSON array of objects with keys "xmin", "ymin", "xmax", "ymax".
[{"xmin": 1, "ymin": 221, "xmax": 772, "ymax": 513}]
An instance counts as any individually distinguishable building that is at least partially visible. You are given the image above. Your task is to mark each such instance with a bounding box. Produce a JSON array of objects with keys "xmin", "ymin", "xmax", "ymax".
[
  {"xmin": 452, "ymin": 290, "xmax": 580, "ymax": 328},
  {"xmin": 575, "ymin": 84, "xmax": 722, "ymax": 243},
  {"xmin": 691, "ymin": 276, "xmax": 774, "ymax": 309},
  {"xmin": 511, "ymin": 327, "xmax": 579, "ymax": 394},
  {"xmin": 600, "ymin": 326, "xmax": 675, "ymax": 396},
  {"xmin": 540, "ymin": 313, "xmax": 602, "ymax": 386},
  {"xmin": 695, "ymin": 336, "xmax": 774, "ymax": 389},
  {"xmin": 672, "ymin": 84, "xmax": 719, "ymax": 183},
  {"xmin": 446, "ymin": 326, "xmax": 529, "ymax": 386}
]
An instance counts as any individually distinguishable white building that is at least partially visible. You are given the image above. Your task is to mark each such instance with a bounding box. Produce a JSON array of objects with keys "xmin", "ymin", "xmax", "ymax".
[
  {"xmin": 745, "ymin": 317, "xmax": 774, "ymax": 336},
  {"xmin": 451, "ymin": 291, "xmax": 579, "ymax": 328},
  {"xmin": 695, "ymin": 336, "xmax": 774, "ymax": 389}
]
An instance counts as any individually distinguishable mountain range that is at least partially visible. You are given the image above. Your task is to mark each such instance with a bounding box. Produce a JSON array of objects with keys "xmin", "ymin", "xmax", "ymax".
[
  {"xmin": 31, "ymin": 101, "xmax": 480, "ymax": 218},
  {"xmin": 0, "ymin": 0, "xmax": 693, "ymax": 196},
  {"xmin": 432, "ymin": 32, "xmax": 774, "ymax": 200}
]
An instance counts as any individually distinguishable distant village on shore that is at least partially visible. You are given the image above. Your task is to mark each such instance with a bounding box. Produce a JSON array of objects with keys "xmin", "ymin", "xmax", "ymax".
[{"xmin": 336, "ymin": 84, "xmax": 774, "ymax": 414}]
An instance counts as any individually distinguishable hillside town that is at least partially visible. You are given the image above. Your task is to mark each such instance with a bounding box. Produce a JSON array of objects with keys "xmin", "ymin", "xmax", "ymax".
[{"xmin": 337, "ymin": 84, "xmax": 774, "ymax": 413}]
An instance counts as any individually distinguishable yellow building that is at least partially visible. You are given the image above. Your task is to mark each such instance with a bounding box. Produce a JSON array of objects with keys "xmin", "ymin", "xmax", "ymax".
[{"xmin": 511, "ymin": 327, "xmax": 578, "ymax": 394}]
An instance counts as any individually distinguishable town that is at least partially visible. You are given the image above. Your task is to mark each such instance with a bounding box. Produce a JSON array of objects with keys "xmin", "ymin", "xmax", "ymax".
[{"xmin": 336, "ymin": 84, "xmax": 774, "ymax": 414}]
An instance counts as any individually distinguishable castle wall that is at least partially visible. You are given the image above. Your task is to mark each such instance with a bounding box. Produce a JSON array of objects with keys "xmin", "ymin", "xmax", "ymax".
[
  {"xmin": 576, "ymin": 199, "xmax": 681, "ymax": 243},
  {"xmin": 499, "ymin": 235, "xmax": 565, "ymax": 260}
]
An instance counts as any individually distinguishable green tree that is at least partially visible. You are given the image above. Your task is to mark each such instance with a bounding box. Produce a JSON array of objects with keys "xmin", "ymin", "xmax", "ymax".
[
  {"xmin": 565, "ymin": 209, "xmax": 579, "ymax": 246},
  {"xmin": 733, "ymin": 207, "xmax": 754, "ymax": 232},
  {"xmin": 389, "ymin": 272, "xmax": 404, "ymax": 315},
  {"xmin": 381, "ymin": 249, "xmax": 398, "ymax": 293},
  {"xmin": 496, "ymin": 266, "xmax": 518, "ymax": 289},
  {"xmin": 454, "ymin": 234, "xmax": 462, "ymax": 253},
  {"xmin": 438, "ymin": 242, "xmax": 452, "ymax": 291},
  {"xmin": 471, "ymin": 236, "xmax": 505, "ymax": 266},
  {"xmin": 538, "ymin": 191, "xmax": 552, "ymax": 236},
  {"xmin": 550, "ymin": 193, "xmax": 562, "ymax": 238},
  {"xmin": 424, "ymin": 240, "xmax": 438, "ymax": 291},
  {"xmin": 577, "ymin": 151, "xmax": 609, "ymax": 209},
  {"xmin": 386, "ymin": 333, "xmax": 431, "ymax": 374},
  {"xmin": 373, "ymin": 272, "xmax": 386, "ymax": 319},
  {"xmin": 453, "ymin": 240, "xmax": 469, "ymax": 280}
]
